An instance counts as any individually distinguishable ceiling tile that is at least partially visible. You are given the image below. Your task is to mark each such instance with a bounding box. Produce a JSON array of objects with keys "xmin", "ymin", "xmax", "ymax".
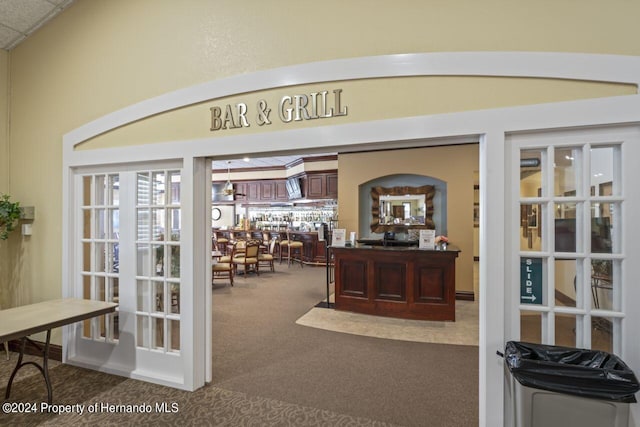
[
  {"xmin": 0, "ymin": 0, "xmax": 74, "ymax": 50},
  {"xmin": 0, "ymin": 23, "xmax": 21, "ymax": 48},
  {"xmin": 0, "ymin": 0, "xmax": 56, "ymax": 32}
]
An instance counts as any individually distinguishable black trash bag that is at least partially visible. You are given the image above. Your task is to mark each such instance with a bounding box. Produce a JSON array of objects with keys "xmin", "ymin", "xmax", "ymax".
[{"xmin": 504, "ymin": 341, "xmax": 640, "ymax": 403}]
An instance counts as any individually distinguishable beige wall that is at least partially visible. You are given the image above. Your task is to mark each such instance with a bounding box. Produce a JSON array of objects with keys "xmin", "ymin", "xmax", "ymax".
[
  {"xmin": 3, "ymin": 0, "xmax": 640, "ymax": 314},
  {"xmin": 0, "ymin": 49, "xmax": 8, "ymax": 307},
  {"xmin": 338, "ymin": 145, "xmax": 479, "ymax": 293},
  {"xmin": 0, "ymin": 49, "xmax": 7, "ymax": 193}
]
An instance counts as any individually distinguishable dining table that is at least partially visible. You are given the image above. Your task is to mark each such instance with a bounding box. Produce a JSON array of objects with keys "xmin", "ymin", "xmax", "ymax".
[{"xmin": 0, "ymin": 298, "xmax": 118, "ymax": 404}]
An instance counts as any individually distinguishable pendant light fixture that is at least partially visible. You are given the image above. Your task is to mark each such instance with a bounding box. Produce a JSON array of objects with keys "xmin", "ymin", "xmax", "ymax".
[{"xmin": 222, "ymin": 161, "xmax": 234, "ymax": 196}]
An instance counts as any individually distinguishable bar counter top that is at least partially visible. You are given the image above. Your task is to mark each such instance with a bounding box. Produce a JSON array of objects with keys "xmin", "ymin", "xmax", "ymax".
[{"xmin": 337, "ymin": 243, "xmax": 461, "ymax": 252}]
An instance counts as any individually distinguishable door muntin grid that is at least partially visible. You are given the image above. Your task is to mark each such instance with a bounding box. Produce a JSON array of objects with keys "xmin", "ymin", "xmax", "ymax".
[
  {"xmin": 135, "ymin": 170, "xmax": 181, "ymax": 354},
  {"xmin": 80, "ymin": 174, "xmax": 120, "ymax": 342},
  {"xmin": 518, "ymin": 144, "xmax": 622, "ymax": 353}
]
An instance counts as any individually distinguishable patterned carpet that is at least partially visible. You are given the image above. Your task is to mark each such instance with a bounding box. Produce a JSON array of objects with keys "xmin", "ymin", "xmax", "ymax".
[
  {"xmin": 1, "ymin": 265, "xmax": 477, "ymax": 426},
  {"xmin": 0, "ymin": 360, "xmax": 398, "ymax": 426}
]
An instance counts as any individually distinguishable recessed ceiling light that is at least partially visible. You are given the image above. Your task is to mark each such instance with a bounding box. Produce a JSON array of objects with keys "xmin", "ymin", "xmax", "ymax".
[{"xmin": 243, "ymin": 157, "xmax": 250, "ymax": 162}]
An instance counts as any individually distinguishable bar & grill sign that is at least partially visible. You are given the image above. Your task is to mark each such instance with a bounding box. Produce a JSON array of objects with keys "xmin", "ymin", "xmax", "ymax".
[
  {"xmin": 209, "ymin": 89, "xmax": 348, "ymax": 131},
  {"xmin": 520, "ymin": 258, "xmax": 542, "ymax": 304}
]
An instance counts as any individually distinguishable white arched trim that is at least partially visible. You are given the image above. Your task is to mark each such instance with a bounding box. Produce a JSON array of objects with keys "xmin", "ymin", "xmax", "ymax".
[
  {"xmin": 62, "ymin": 52, "xmax": 640, "ymax": 427},
  {"xmin": 64, "ymin": 52, "xmax": 640, "ymax": 149}
]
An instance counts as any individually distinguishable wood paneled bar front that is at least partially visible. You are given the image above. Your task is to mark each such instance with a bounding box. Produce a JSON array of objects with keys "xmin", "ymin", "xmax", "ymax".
[
  {"xmin": 332, "ymin": 245, "xmax": 459, "ymax": 321},
  {"xmin": 213, "ymin": 229, "xmax": 328, "ymax": 265}
]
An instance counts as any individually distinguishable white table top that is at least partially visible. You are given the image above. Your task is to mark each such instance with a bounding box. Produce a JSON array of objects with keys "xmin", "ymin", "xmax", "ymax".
[{"xmin": 0, "ymin": 298, "xmax": 118, "ymax": 343}]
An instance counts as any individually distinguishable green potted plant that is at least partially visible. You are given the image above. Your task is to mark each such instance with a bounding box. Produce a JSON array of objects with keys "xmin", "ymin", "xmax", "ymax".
[{"xmin": 0, "ymin": 194, "xmax": 21, "ymax": 240}]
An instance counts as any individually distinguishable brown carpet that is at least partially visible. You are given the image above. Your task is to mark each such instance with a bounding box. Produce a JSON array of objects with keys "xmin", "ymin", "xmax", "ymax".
[{"xmin": 1, "ymin": 265, "xmax": 478, "ymax": 426}]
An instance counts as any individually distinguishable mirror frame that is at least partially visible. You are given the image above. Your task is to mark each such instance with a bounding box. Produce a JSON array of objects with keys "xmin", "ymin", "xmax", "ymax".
[{"xmin": 370, "ymin": 185, "xmax": 436, "ymax": 233}]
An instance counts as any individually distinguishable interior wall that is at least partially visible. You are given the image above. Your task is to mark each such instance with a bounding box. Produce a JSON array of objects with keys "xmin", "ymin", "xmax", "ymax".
[
  {"xmin": 0, "ymin": 49, "xmax": 7, "ymax": 194},
  {"xmin": 4, "ymin": 0, "xmax": 640, "ymax": 329},
  {"xmin": 0, "ymin": 49, "xmax": 8, "ymax": 309},
  {"xmin": 339, "ymin": 144, "xmax": 479, "ymax": 294}
]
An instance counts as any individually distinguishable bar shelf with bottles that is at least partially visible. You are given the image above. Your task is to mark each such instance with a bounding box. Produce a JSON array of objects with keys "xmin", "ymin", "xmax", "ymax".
[
  {"xmin": 215, "ymin": 204, "xmax": 334, "ymax": 265},
  {"xmin": 248, "ymin": 204, "xmax": 337, "ymax": 232}
]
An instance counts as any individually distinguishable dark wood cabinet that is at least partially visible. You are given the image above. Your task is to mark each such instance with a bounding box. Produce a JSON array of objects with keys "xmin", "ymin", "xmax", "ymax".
[
  {"xmin": 260, "ymin": 181, "xmax": 274, "ymax": 200},
  {"xmin": 215, "ymin": 171, "xmax": 337, "ymax": 203},
  {"xmin": 234, "ymin": 182, "xmax": 247, "ymax": 201},
  {"xmin": 301, "ymin": 172, "xmax": 338, "ymax": 199},
  {"xmin": 326, "ymin": 173, "xmax": 338, "ymax": 198},
  {"xmin": 332, "ymin": 246, "xmax": 459, "ymax": 321},
  {"xmin": 306, "ymin": 174, "xmax": 325, "ymax": 198},
  {"xmin": 275, "ymin": 180, "xmax": 288, "ymax": 201},
  {"xmin": 227, "ymin": 180, "xmax": 285, "ymax": 202},
  {"xmin": 246, "ymin": 182, "xmax": 259, "ymax": 200}
]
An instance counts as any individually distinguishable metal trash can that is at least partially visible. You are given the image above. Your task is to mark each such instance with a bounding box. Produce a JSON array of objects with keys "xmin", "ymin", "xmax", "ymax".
[{"xmin": 503, "ymin": 341, "xmax": 640, "ymax": 427}]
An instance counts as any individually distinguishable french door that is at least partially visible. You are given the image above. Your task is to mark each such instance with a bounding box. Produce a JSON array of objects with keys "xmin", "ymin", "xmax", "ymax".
[
  {"xmin": 506, "ymin": 125, "xmax": 640, "ymax": 387},
  {"xmin": 65, "ymin": 162, "xmax": 193, "ymax": 388}
]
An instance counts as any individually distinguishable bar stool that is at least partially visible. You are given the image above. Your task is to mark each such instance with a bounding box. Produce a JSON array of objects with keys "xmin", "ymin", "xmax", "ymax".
[
  {"xmin": 286, "ymin": 231, "xmax": 304, "ymax": 268},
  {"xmin": 278, "ymin": 235, "xmax": 289, "ymax": 264}
]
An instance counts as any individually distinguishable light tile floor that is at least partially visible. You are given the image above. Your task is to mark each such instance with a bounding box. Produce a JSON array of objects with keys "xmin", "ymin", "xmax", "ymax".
[{"xmin": 296, "ymin": 262, "xmax": 479, "ymax": 346}]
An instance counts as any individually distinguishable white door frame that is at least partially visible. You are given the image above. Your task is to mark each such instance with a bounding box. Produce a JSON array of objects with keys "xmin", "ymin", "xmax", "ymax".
[
  {"xmin": 62, "ymin": 159, "xmax": 208, "ymax": 390},
  {"xmin": 62, "ymin": 52, "xmax": 640, "ymax": 426},
  {"xmin": 505, "ymin": 126, "xmax": 640, "ymax": 425}
]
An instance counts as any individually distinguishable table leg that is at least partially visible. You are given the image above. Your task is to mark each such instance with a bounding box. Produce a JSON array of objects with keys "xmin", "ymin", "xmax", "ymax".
[{"xmin": 4, "ymin": 330, "xmax": 53, "ymax": 404}]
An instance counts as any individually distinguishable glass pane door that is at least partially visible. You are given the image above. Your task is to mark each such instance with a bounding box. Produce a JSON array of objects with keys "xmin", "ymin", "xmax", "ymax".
[
  {"xmin": 70, "ymin": 164, "xmax": 188, "ymax": 389},
  {"xmin": 80, "ymin": 174, "xmax": 120, "ymax": 342},
  {"xmin": 136, "ymin": 170, "xmax": 182, "ymax": 353},
  {"xmin": 517, "ymin": 143, "xmax": 622, "ymax": 353}
]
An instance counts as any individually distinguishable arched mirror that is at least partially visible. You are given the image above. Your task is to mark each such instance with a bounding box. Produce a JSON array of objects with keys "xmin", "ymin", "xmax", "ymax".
[{"xmin": 370, "ymin": 185, "xmax": 436, "ymax": 233}]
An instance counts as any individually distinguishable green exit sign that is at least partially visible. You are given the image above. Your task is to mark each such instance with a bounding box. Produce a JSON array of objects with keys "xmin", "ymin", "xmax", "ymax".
[{"xmin": 520, "ymin": 258, "xmax": 542, "ymax": 305}]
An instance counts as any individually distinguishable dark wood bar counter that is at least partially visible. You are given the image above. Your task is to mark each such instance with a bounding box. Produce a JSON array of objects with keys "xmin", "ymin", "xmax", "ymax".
[
  {"xmin": 213, "ymin": 229, "xmax": 328, "ymax": 265},
  {"xmin": 287, "ymin": 231, "xmax": 328, "ymax": 265},
  {"xmin": 332, "ymin": 245, "xmax": 459, "ymax": 321}
]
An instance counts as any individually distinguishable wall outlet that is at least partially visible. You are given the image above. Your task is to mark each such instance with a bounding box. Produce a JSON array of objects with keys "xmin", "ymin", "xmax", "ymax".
[{"xmin": 22, "ymin": 224, "xmax": 32, "ymax": 236}]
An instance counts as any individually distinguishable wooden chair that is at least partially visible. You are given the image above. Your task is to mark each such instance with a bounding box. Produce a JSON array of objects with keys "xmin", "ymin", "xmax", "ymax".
[
  {"xmin": 212, "ymin": 244, "xmax": 234, "ymax": 287},
  {"xmin": 218, "ymin": 240, "xmax": 245, "ymax": 265},
  {"xmin": 212, "ymin": 261, "xmax": 234, "ymax": 286},
  {"xmin": 214, "ymin": 231, "xmax": 229, "ymax": 255},
  {"xmin": 233, "ymin": 239, "xmax": 260, "ymax": 276},
  {"xmin": 260, "ymin": 231, "xmax": 271, "ymax": 253},
  {"xmin": 258, "ymin": 238, "xmax": 277, "ymax": 272}
]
